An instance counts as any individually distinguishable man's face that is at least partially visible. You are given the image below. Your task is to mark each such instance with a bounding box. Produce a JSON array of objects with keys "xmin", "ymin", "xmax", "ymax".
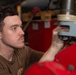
[{"xmin": 0, "ymin": 15, "xmax": 25, "ymax": 48}]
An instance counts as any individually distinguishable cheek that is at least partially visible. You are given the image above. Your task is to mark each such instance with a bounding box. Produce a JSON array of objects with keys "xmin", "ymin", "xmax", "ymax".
[
  {"xmin": 2, "ymin": 34, "xmax": 16, "ymax": 43},
  {"xmin": 2, "ymin": 32, "xmax": 17, "ymax": 43},
  {"xmin": 1, "ymin": 33, "xmax": 19, "ymax": 47}
]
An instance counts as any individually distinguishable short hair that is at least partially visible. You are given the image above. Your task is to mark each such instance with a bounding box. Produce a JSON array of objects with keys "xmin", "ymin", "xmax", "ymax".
[{"xmin": 0, "ymin": 6, "xmax": 18, "ymax": 31}]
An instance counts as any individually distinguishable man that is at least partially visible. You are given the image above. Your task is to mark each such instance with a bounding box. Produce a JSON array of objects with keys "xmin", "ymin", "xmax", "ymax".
[{"xmin": 0, "ymin": 6, "xmax": 64, "ymax": 75}]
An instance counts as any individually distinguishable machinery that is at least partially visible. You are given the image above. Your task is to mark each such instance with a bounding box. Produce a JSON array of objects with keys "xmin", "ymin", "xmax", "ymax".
[
  {"xmin": 23, "ymin": 0, "xmax": 76, "ymax": 75},
  {"xmin": 24, "ymin": 43, "xmax": 76, "ymax": 75},
  {"xmin": 58, "ymin": 0, "xmax": 76, "ymax": 41},
  {"xmin": 24, "ymin": 61, "xmax": 70, "ymax": 75}
]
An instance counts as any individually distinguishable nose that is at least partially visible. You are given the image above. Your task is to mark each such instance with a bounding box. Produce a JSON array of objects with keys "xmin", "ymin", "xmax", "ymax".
[{"xmin": 19, "ymin": 27, "xmax": 25, "ymax": 35}]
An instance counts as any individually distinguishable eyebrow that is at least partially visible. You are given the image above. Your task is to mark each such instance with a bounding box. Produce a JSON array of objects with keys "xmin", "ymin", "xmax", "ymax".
[{"xmin": 10, "ymin": 24, "xmax": 22, "ymax": 27}]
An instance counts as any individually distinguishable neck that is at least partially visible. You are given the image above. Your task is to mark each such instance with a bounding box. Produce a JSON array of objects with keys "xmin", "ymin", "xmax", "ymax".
[{"xmin": 0, "ymin": 43, "xmax": 14, "ymax": 61}]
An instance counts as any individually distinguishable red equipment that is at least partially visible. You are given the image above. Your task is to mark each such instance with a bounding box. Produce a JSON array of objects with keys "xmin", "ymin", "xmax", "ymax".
[
  {"xmin": 24, "ymin": 62, "xmax": 70, "ymax": 75},
  {"xmin": 24, "ymin": 43, "xmax": 76, "ymax": 75}
]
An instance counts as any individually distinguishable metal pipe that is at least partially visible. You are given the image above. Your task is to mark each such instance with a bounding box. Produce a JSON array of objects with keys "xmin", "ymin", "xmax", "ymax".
[{"xmin": 60, "ymin": 0, "xmax": 75, "ymax": 15}]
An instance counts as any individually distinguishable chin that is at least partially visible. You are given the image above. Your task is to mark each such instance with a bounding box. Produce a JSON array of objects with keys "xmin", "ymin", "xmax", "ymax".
[
  {"xmin": 19, "ymin": 44, "xmax": 25, "ymax": 48},
  {"xmin": 15, "ymin": 44, "xmax": 25, "ymax": 48}
]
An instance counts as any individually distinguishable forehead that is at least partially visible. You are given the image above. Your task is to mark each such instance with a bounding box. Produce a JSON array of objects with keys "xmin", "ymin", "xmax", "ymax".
[{"xmin": 4, "ymin": 15, "xmax": 22, "ymax": 27}]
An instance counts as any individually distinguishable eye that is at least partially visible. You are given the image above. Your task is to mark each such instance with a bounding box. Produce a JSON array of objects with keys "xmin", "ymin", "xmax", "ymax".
[{"xmin": 12, "ymin": 26, "xmax": 17, "ymax": 31}]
